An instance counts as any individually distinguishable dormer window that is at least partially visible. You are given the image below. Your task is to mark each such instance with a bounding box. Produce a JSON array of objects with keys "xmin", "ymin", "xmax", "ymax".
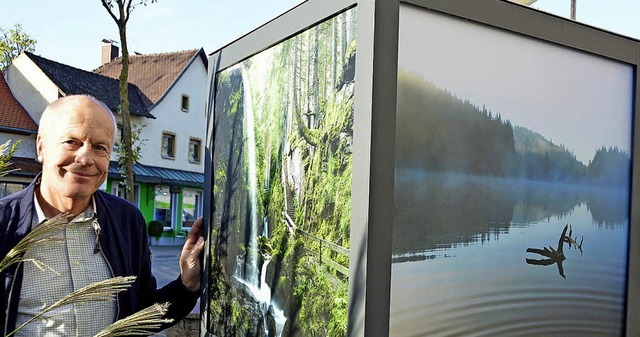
[{"xmin": 181, "ymin": 94, "xmax": 190, "ymax": 112}]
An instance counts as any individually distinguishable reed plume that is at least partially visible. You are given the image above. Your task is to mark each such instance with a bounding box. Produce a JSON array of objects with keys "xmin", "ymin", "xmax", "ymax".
[
  {"xmin": 8, "ymin": 276, "xmax": 137, "ymax": 336},
  {"xmin": 94, "ymin": 302, "xmax": 173, "ymax": 336},
  {"xmin": 0, "ymin": 213, "xmax": 70, "ymax": 274}
]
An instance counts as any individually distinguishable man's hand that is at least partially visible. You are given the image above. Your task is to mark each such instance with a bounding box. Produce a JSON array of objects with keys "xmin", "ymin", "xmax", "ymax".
[{"xmin": 180, "ymin": 217, "xmax": 206, "ymax": 292}]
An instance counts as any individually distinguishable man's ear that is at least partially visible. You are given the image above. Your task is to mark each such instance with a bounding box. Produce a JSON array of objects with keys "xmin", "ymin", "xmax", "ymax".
[{"xmin": 36, "ymin": 134, "xmax": 44, "ymax": 163}]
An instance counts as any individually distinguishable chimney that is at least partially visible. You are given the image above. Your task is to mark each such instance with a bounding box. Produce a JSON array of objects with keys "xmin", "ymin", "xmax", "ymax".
[{"xmin": 101, "ymin": 39, "xmax": 119, "ymax": 65}]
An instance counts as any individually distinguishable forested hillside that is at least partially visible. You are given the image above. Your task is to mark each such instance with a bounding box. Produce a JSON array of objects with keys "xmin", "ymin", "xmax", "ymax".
[
  {"xmin": 396, "ymin": 71, "xmax": 516, "ymax": 176},
  {"xmin": 512, "ymin": 126, "xmax": 586, "ymax": 182},
  {"xmin": 396, "ymin": 70, "xmax": 630, "ymax": 185}
]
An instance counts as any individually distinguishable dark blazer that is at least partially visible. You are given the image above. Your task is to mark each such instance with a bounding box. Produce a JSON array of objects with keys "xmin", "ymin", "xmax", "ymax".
[{"xmin": 0, "ymin": 176, "xmax": 199, "ymax": 334}]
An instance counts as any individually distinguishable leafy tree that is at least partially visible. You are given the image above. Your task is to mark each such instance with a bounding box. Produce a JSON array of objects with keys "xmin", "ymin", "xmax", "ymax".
[
  {"xmin": 588, "ymin": 146, "xmax": 630, "ymax": 187},
  {"xmin": 115, "ymin": 122, "xmax": 147, "ymax": 186},
  {"xmin": 0, "ymin": 140, "xmax": 19, "ymax": 178},
  {"xmin": 0, "ymin": 23, "xmax": 36, "ymax": 71},
  {"xmin": 100, "ymin": 0, "xmax": 156, "ymax": 203}
]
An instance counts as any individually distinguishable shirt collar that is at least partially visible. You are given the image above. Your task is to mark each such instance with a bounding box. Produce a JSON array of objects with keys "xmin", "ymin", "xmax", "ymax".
[{"xmin": 33, "ymin": 194, "xmax": 97, "ymax": 224}]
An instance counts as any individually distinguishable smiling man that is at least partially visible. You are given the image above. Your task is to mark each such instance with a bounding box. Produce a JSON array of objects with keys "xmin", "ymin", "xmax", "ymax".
[
  {"xmin": 0, "ymin": 95, "xmax": 205, "ymax": 336},
  {"xmin": 37, "ymin": 95, "xmax": 115, "ymax": 216}
]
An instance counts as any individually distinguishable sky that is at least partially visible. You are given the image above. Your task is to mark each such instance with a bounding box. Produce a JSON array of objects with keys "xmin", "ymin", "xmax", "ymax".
[
  {"xmin": 398, "ymin": 5, "xmax": 634, "ymax": 165},
  {"xmin": 530, "ymin": 0, "xmax": 640, "ymax": 39},
  {"xmin": 0, "ymin": 0, "xmax": 303, "ymax": 71},
  {"xmin": 1, "ymin": 0, "xmax": 637, "ymax": 72}
]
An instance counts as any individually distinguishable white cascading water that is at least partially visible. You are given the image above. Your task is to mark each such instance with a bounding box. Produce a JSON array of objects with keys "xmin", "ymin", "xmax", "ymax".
[
  {"xmin": 242, "ymin": 66, "xmax": 260, "ymax": 288},
  {"xmin": 234, "ymin": 65, "xmax": 287, "ymax": 336}
]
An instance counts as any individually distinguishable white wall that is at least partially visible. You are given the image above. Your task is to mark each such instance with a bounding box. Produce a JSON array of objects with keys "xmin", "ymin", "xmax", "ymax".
[
  {"xmin": 5, "ymin": 53, "xmax": 58, "ymax": 124},
  {"xmin": 110, "ymin": 114, "xmax": 145, "ymax": 163},
  {"xmin": 137, "ymin": 57, "xmax": 207, "ymax": 173}
]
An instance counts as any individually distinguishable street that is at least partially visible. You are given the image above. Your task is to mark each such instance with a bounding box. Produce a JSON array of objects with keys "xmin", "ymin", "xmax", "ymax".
[
  {"xmin": 150, "ymin": 245, "xmax": 201, "ymax": 314},
  {"xmin": 150, "ymin": 245, "xmax": 201, "ymax": 337}
]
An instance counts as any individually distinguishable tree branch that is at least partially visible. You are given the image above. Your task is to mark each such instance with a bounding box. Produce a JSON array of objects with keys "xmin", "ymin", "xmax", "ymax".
[
  {"xmin": 123, "ymin": 0, "xmax": 133, "ymax": 25},
  {"xmin": 100, "ymin": 0, "xmax": 120, "ymax": 23}
]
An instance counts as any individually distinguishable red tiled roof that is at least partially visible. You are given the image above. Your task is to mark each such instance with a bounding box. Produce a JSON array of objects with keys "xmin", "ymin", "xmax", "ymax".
[
  {"xmin": 94, "ymin": 49, "xmax": 205, "ymax": 106},
  {"xmin": 0, "ymin": 73, "xmax": 38, "ymax": 132}
]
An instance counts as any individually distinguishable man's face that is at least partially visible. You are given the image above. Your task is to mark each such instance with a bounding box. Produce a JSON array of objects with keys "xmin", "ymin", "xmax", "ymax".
[{"xmin": 37, "ymin": 99, "xmax": 115, "ymax": 202}]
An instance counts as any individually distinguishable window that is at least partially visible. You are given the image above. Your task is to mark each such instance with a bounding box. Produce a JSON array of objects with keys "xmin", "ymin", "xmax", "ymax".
[
  {"xmin": 181, "ymin": 94, "xmax": 190, "ymax": 112},
  {"xmin": 114, "ymin": 124, "xmax": 124, "ymax": 160},
  {"xmin": 111, "ymin": 182, "xmax": 140, "ymax": 206},
  {"xmin": 0, "ymin": 182, "xmax": 27, "ymax": 198},
  {"xmin": 154, "ymin": 185, "xmax": 178, "ymax": 229},
  {"xmin": 162, "ymin": 132, "xmax": 176, "ymax": 159},
  {"xmin": 189, "ymin": 138, "xmax": 202, "ymax": 163},
  {"xmin": 116, "ymin": 124, "xmax": 124, "ymax": 143},
  {"xmin": 182, "ymin": 189, "xmax": 203, "ymax": 228}
]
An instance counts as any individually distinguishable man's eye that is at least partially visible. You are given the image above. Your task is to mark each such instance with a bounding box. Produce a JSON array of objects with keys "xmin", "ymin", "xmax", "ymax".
[
  {"xmin": 64, "ymin": 140, "xmax": 79, "ymax": 146},
  {"xmin": 96, "ymin": 145, "xmax": 107, "ymax": 152}
]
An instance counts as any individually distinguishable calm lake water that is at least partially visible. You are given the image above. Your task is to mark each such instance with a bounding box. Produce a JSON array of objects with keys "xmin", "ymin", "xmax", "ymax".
[{"xmin": 390, "ymin": 170, "xmax": 629, "ymax": 337}]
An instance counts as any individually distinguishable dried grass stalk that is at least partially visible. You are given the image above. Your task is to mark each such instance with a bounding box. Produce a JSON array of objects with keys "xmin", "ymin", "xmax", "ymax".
[
  {"xmin": 94, "ymin": 302, "xmax": 173, "ymax": 337},
  {"xmin": 0, "ymin": 213, "xmax": 70, "ymax": 274},
  {"xmin": 8, "ymin": 276, "xmax": 137, "ymax": 336}
]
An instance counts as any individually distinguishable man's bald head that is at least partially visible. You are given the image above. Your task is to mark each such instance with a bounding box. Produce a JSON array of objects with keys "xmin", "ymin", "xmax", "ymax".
[{"xmin": 39, "ymin": 95, "xmax": 117, "ymax": 148}]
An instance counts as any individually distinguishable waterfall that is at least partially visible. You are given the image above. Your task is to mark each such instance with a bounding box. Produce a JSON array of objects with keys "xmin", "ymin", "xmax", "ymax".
[
  {"xmin": 263, "ymin": 216, "xmax": 269, "ymax": 237},
  {"xmin": 259, "ymin": 219, "xmax": 288, "ymax": 336},
  {"xmin": 234, "ymin": 65, "xmax": 287, "ymax": 337},
  {"xmin": 242, "ymin": 66, "xmax": 260, "ymax": 288},
  {"xmin": 258, "ymin": 257, "xmax": 287, "ymax": 337}
]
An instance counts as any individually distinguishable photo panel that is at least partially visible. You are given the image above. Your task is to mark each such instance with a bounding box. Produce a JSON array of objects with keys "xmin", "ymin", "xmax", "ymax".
[
  {"xmin": 391, "ymin": 4, "xmax": 634, "ymax": 336},
  {"xmin": 207, "ymin": 8, "xmax": 357, "ymax": 336}
]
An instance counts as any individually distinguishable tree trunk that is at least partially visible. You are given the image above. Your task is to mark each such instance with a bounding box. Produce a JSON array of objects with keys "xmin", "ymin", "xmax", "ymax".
[
  {"xmin": 292, "ymin": 36, "xmax": 298, "ymax": 138},
  {"xmin": 311, "ymin": 26, "xmax": 319, "ymax": 129},
  {"xmin": 341, "ymin": 13, "xmax": 347, "ymax": 65},
  {"xmin": 348, "ymin": 10, "xmax": 356, "ymax": 47},
  {"xmin": 116, "ymin": 2, "xmax": 135, "ymax": 204},
  {"xmin": 331, "ymin": 17, "xmax": 338, "ymax": 90}
]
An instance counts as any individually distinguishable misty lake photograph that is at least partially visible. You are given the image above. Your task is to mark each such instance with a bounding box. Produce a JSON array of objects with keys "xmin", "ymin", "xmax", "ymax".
[{"xmin": 390, "ymin": 4, "xmax": 634, "ymax": 336}]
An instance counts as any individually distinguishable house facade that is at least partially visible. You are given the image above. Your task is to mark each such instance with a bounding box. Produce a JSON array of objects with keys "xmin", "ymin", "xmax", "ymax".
[
  {"xmin": 4, "ymin": 47, "xmax": 208, "ymax": 243},
  {"xmin": 95, "ymin": 46, "xmax": 208, "ymax": 236}
]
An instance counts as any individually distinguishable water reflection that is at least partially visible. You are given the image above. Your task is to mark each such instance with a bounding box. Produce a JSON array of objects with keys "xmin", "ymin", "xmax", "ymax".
[
  {"xmin": 525, "ymin": 224, "xmax": 584, "ymax": 278},
  {"xmin": 393, "ymin": 171, "xmax": 628, "ymax": 257},
  {"xmin": 390, "ymin": 170, "xmax": 629, "ymax": 336}
]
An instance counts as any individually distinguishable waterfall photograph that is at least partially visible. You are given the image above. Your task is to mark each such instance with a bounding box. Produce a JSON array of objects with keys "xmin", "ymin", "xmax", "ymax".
[
  {"xmin": 208, "ymin": 8, "xmax": 356, "ymax": 337},
  {"xmin": 390, "ymin": 5, "xmax": 634, "ymax": 336}
]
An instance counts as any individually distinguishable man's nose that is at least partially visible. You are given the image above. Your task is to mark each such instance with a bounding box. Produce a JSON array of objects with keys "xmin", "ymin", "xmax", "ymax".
[{"xmin": 74, "ymin": 145, "xmax": 95, "ymax": 165}]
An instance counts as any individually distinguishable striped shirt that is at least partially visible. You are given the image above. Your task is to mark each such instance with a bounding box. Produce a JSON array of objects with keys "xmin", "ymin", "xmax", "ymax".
[{"xmin": 14, "ymin": 196, "xmax": 117, "ymax": 337}]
